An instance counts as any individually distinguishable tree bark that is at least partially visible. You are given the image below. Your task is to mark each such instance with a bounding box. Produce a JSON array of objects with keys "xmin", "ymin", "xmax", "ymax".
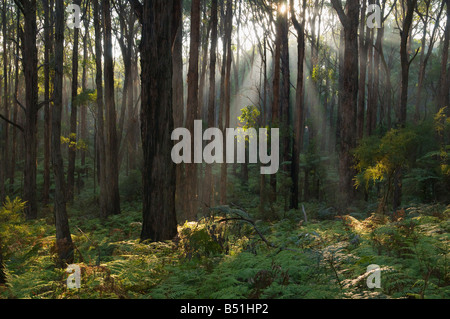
[
  {"xmin": 290, "ymin": 0, "xmax": 306, "ymax": 210},
  {"xmin": 203, "ymin": 0, "xmax": 218, "ymax": 210},
  {"xmin": 398, "ymin": 0, "xmax": 417, "ymax": 126},
  {"xmin": 93, "ymin": 0, "xmax": 108, "ymax": 218},
  {"xmin": 16, "ymin": 0, "xmax": 39, "ymax": 220},
  {"xmin": 67, "ymin": 0, "xmax": 81, "ymax": 203},
  {"xmin": 53, "ymin": 0, "xmax": 74, "ymax": 266},
  {"xmin": 132, "ymin": 0, "xmax": 178, "ymax": 242},
  {"xmin": 102, "ymin": 0, "xmax": 121, "ymax": 217},
  {"xmin": 439, "ymin": 0, "xmax": 449, "ymax": 115},
  {"xmin": 270, "ymin": 2, "xmax": 283, "ymax": 203},
  {"xmin": 185, "ymin": 0, "xmax": 201, "ymax": 219},
  {"xmin": 42, "ymin": 0, "xmax": 52, "ymax": 206},
  {"xmin": 393, "ymin": 0, "xmax": 418, "ymax": 211},
  {"xmin": 0, "ymin": 0, "xmax": 8, "ymax": 203},
  {"xmin": 281, "ymin": 0, "xmax": 290, "ymax": 169},
  {"xmin": 331, "ymin": 0, "xmax": 359, "ymax": 207},
  {"xmin": 173, "ymin": 0, "xmax": 185, "ymax": 216},
  {"xmin": 357, "ymin": 0, "xmax": 367, "ymax": 141}
]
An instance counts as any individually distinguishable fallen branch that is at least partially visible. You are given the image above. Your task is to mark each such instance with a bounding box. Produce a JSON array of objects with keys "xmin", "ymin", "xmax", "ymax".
[{"xmin": 218, "ymin": 216, "xmax": 275, "ymax": 248}]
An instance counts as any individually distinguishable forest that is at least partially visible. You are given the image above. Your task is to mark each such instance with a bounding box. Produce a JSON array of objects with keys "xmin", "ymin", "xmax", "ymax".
[{"xmin": 0, "ymin": 0, "xmax": 448, "ymax": 300}]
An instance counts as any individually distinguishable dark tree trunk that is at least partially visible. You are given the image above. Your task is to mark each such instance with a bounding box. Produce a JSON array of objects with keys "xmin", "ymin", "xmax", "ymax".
[
  {"xmin": 331, "ymin": 0, "xmax": 359, "ymax": 207},
  {"xmin": 17, "ymin": 0, "xmax": 39, "ymax": 220},
  {"xmin": 270, "ymin": 3, "xmax": 283, "ymax": 203},
  {"xmin": 280, "ymin": 0, "xmax": 290, "ymax": 168},
  {"xmin": 398, "ymin": 0, "xmax": 417, "ymax": 126},
  {"xmin": 366, "ymin": 26, "xmax": 374, "ymax": 137},
  {"xmin": 0, "ymin": 0, "xmax": 8, "ymax": 203},
  {"xmin": 10, "ymin": 8, "xmax": 20, "ymax": 193},
  {"xmin": 439, "ymin": 0, "xmax": 449, "ymax": 115},
  {"xmin": 290, "ymin": 0, "xmax": 306, "ymax": 210},
  {"xmin": 67, "ymin": 0, "xmax": 81, "ymax": 203},
  {"xmin": 53, "ymin": 0, "xmax": 74, "ymax": 266},
  {"xmin": 80, "ymin": 10, "xmax": 89, "ymax": 173},
  {"xmin": 42, "ymin": 0, "xmax": 52, "ymax": 206},
  {"xmin": 103, "ymin": 0, "xmax": 121, "ymax": 217},
  {"xmin": 131, "ymin": 0, "xmax": 178, "ymax": 242},
  {"xmin": 203, "ymin": 0, "xmax": 218, "ymax": 210},
  {"xmin": 393, "ymin": 0, "xmax": 418, "ymax": 211},
  {"xmin": 185, "ymin": 0, "xmax": 201, "ymax": 219},
  {"xmin": 173, "ymin": 0, "xmax": 185, "ymax": 215},
  {"xmin": 224, "ymin": 0, "xmax": 233, "ymax": 199},
  {"xmin": 357, "ymin": 0, "xmax": 367, "ymax": 141},
  {"xmin": 93, "ymin": 0, "xmax": 108, "ymax": 218}
]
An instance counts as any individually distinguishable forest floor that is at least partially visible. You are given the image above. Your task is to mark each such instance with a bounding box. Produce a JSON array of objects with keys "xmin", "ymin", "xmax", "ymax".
[{"xmin": 0, "ymin": 173, "xmax": 449, "ymax": 299}]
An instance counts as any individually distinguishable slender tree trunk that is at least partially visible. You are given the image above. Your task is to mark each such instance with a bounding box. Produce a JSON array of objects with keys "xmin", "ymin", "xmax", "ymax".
[
  {"xmin": 393, "ymin": 0, "xmax": 418, "ymax": 212},
  {"xmin": 0, "ymin": 0, "xmax": 9, "ymax": 203},
  {"xmin": 398, "ymin": 0, "xmax": 417, "ymax": 126},
  {"xmin": 374, "ymin": 24, "xmax": 384, "ymax": 128},
  {"xmin": 270, "ymin": 3, "xmax": 283, "ymax": 203},
  {"xmin": 80, "ymin": 7, "xmax": 89, "ymax": 174},
  {"xmin": 173, "ymin": 0, "xmax": 185, "ymax": 215},
  {"xmin": 10, "ymin": 8, "xmax": 20, "ymax": 193},
  {"xmin": 185, "ymin": 0, "xmax": 201, "ymax": 219},
  {"xmin": 366, "ymin": 26, "xmax": 375, "ymax": 137},
  {"xmin": 290, "ymin": 0, "xmax": 306, "ymax": 210},
  {"xmin": 439, "ymin": 0, "xmax": 449, "ymax": 115},
  {"xmin": 53, "ymin": 0, "xmax": 74, "ymax": 266},
  {"xmin": 67, "ymin": 0, "xmax": 81, "ymax": 203},
  {"xmin": 42, "ymin": 0, "xmax": 52, "ymax": 206},
  {"xmin": 220, "ymin": 0, "xmax": 233, "ymax": 206},
  {"xmin": 18, "ymin": 0, "xmax": 39, "ymax": 220},
  {"xmin": 203, "ymin": 0, "xmax": 217, "ymax": 210},
  {"xmin": 103, "ymin": 0, "xmax": 121, "ymax": 217},
  {"xmin": 369, "ymin": 2, "xmax": 379, "ymax": 134},
  {"xmin": 93, "ymin": 0, "xmax": 108, "ymax": 218},
  {"xmin": 281, "ymin": 0, "xmax": 290, "ymax": 170},
  {"xmin": 413, "ymin": 0, "xmax": 443, "ymax": 122},
  {"xmin": 357, "ymin": 0, "xmax": 367, "ymax": 141}
]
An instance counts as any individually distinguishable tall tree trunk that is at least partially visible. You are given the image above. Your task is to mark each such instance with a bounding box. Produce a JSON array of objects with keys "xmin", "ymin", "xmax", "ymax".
[
  {"xmin": 365, "ymin": 24, "xmax": 375, "ymax": 137},
  {"xmin": 398, "ymin": 0, "xmax": 417, "ymax": 126},
  {"xmin": 102, "ymin": 0, "xmax": 121, "ymax": 217},
  {"xmin": 185, "ymin": 0, "xmax": 201, "ymax": 219},
  {"xmin": 18, "ymin": 0, "xmax": 39, "ymax": 220},
  {"xmin": 357, "ymin": 0, "xmax": 367, "ymax": 141},
  {"xmin": 439, "ymin": 0, "xmax": 449, "ymax": 115},
  {"xmin": 290, "ymin": 0, "xmax": 306, "ymax": 210},
  {"xmin": 10, "ymin": 8, "xmax": 20, "ymax": 193},
  {"xmin": 173, "ymin": 0, "xmax": 185, "ymax": 216},
  {"xmin": 53, "ymin": 0, "xmax": 74, "ymax": 266},
  {"xmin": 67, "ymin": 0, "xmax": 81, "ymax": 203},
  {"xmin": 1, "ymin": 0, "xmax": 9, "ymax": 203},
  {"xmin": 374, "ymin": 23, "xmax": 384, "ymax": 128},
  {"xmin": 203, "ymin": 0, "xmax": 217, "ymax": 210},
  {"xmin": 393, "ymin": 0, "xmax": 418, "ymax": 211},
  {"xmin": 270, "ymin": 2, "xmax": 283, "ymax": 203},
  {"xmin": 331, "ymin": 0, "xmax": 359, "ymax": 207},
  {"xmin": 220, "ymin": 0, "xmax": 233, "ymax": 206},
  {"xmin": 414, "ymin": 0, "xmax": 443, "ymax": 122},
  {"xmin": 131, "ymin": 0, "xmax": 179, "ymax": 242},
  {"xmin": 281, "ymin": 0, "xmax": 290, "ymax": 170},
  {"xmin": 93, "ymin": 0, "xmax": 108, "ymax": 218},
  {"xmin": 42, "ymin": 0, "xmax": 52, "ymax": 206},
  {"xmin": 80, "ymin": 6, "xmax": 89, "ymax": 174}
]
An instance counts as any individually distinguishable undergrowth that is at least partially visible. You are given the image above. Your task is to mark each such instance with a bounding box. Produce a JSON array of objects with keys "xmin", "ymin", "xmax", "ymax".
[{"xmin": 0, "ymin": 193, "xmax": 448, "ymax": 299}]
